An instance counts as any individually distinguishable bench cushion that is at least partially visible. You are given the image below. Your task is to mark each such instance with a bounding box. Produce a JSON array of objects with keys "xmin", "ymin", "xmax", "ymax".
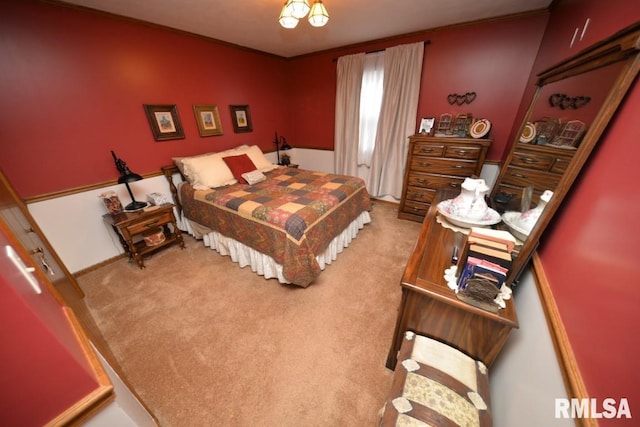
[{"xmin": 381, "ymin": 332, "xmax": 492, "ymax": 427}]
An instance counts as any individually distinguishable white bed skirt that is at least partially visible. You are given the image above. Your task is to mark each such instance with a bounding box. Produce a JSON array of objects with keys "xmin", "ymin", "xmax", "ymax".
[{"xmin": 177, "ymin": 210, "xmax": 371, "ymax": 284}]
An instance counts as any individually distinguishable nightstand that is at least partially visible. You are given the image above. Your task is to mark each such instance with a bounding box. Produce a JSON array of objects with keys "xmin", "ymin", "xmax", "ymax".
[{"xmin": 104, "ymin": 204, "xmax": 185, "ymax": 268}]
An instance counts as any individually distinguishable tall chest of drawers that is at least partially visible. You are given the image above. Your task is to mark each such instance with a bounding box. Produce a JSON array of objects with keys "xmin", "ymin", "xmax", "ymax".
[
  {"xmin": 398, "ymin": 135, "xmax": 491, "ymax": 222},
  {"xmin": 492, "ymin": 143, "xmax": 575, "ymax": 205}
]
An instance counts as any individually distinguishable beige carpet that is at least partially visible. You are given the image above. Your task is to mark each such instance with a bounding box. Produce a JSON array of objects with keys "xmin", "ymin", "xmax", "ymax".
[{"xmin": 74, "ymin": 201, "xmax": 422, "ymax": 426}]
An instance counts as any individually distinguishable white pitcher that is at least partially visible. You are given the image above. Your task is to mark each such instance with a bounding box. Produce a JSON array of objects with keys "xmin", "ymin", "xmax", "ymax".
[
  {"xmin": 516, "ymin": 190, "xmax": 553, "ymax": 232},
  {"xmin": 467, "ymin": 179, "xmax": 490, "ymax": 220},
  {"xmin": 450, "ymin": 178, "xmax": 489, "ymax": 219}
]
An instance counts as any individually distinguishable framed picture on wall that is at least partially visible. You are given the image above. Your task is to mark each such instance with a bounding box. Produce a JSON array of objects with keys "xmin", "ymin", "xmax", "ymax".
[
  {"xmin": 229, "ymin": 105, "xmax": 252, "ymax": 133},
  {"xmin": 143, "ymin": 104, "xmax": 185, "ymax": 141},
  {"xmin": 193, "ymin": 104, "xmax": 223, "ymax": 137}
]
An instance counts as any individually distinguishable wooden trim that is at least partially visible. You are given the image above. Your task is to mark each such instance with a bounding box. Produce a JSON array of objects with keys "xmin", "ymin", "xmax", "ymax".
[
  {"xmin": 370, "ymin": 197, "xmax": 399, "ymax": 208},
  {"xmin": 24, "ymin": 170, "xmax": 162, "ymax": 204},
  {"xmin": 44, "ymin": 307, "xmax": 114, "ymax": 427},
  {"xmin": 74, "ymin": 253, "xmax": 127, "ymax": 277},
  {"xmin": 537, "ymin": 21, "xmax": 640, "ymax": 86},
  {"xmin": 531, "ymin": 254, "xmax": 595, "ymax": 427}
]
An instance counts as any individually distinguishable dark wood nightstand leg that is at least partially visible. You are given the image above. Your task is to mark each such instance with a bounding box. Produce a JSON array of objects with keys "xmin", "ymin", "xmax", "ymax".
[
  {"xmin": 172, "ymin": 223, "xmax": 185, "ymax": 249},
  {"xmin": 111, "ymin": 224, "xmax": 132, "ymax": 259}
]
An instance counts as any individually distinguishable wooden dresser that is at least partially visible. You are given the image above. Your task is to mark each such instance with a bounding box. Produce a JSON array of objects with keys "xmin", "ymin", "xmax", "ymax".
[
  {"xmin": 387, "ymin": 191, "xmax": 518, "ymax": 370},
  {"xmin": 398, "ymin": 135, "xmax": 491, "ymax": 222},
  {"xmin": 492, "ymin": 142, "xmax": 575, "ymax": 205}
]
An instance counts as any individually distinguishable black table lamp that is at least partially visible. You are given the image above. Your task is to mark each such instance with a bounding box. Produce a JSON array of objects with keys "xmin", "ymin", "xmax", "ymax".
[
  {"xmin": 273, "ymin": 132, "xmax": 292, "ymax": 165},
  {"xmin": 111, "ymin": 151, "xmax": 147, "ymax": 211}
]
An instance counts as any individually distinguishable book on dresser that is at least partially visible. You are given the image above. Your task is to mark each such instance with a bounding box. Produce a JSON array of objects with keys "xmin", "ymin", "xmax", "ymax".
[
  {"xmin": 457, "ymin": 227, "xmax": 518, "ymax": 286},
  {"xmin": 468, "ymin": 227, "xmax": 518, "ymax": 252},
  {"xmin": 457, "ymin": 256, "xmax": 508, "ymax": 290}
]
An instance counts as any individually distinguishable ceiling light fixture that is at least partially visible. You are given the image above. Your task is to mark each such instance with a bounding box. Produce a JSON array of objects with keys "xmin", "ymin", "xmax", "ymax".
[{"xmin": 279, "ymin": 0, "xmax": 329, "ymax": 29}]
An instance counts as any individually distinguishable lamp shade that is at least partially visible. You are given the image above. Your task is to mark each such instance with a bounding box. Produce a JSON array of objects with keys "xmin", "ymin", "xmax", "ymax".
[
  {"xmin": 280, "ymin": 137, "xmax": 292, "ymax": 151},
  {"xmin": 308, "ymin": 0, "xmax": 329, "ymax": 27},
  {"xmin": 285, "ymin": 0, "xmax": 310, "ymax": 19},
  {"xmin": 118, "ymin": 172, "xmax": 143, "ymax": 184},
  {"xmin": 279, "ymin": 3, "xmax": 299, "ymax": 28}
]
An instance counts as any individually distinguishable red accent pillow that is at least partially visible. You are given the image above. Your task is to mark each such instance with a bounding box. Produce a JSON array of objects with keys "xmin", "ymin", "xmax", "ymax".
[{"xmin": 222, "ymin": 154, "xmax": 257, "ymax": 184}]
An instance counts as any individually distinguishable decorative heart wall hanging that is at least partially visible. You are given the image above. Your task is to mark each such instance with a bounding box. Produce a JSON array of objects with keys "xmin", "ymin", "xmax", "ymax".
[
  {"xmin": 447, "ymin": 92, "xmax": 477, "ymax": 105},
  {"xmin": 465, "ymin": 92, "xmax": 477, "ymax": 104},
  {"xmin": 549, "ymin": 93, "xmax": 591, "ymax": 110}
]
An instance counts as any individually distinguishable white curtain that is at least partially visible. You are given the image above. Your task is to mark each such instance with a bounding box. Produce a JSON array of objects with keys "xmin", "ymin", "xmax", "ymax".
[
  {"xmin": 334, "ymin": 53, "xmax": 365, "ymax": 176},
  {"xmin": 358, "ymin": 51, "xmax": 385, "ymax": 166},
  {"xmin": 367, "ymin": 42, "xmax": 424, "ymax": 198}
]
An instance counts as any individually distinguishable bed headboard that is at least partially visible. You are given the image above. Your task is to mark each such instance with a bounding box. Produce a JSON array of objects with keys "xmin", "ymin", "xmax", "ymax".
[{"xmin": 161, "ymin": 165, "xmax": 183, "ymax": 216}]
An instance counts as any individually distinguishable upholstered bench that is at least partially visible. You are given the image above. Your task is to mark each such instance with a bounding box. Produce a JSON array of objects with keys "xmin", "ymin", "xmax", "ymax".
[{"xmin": 380, "ymin": 331, "xmax": 492, "ymax": 427}]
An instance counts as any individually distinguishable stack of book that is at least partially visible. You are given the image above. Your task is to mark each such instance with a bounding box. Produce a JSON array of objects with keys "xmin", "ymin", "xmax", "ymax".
[{"xmin": 456, "ymin": 227, "xmax": 518, "ymax": 292}]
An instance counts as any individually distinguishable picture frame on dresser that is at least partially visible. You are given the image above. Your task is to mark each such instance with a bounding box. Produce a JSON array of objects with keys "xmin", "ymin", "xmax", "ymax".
[
  {"xmin": 193, "ymin": 104, "xmax": 223, "ymax": 137},
  {"xmin": 143, "ymin": 104, "xmax": 185, "ymax": 141},
  {"xmin": 418, "ymin": 117, "xmax": 435, "ymax": 134}
]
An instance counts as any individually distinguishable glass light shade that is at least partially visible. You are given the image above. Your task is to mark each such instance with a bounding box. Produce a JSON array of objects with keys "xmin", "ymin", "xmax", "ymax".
[
  {"xmin": 308, "ymin": 1, "xmax": 329, "ymax": 27},
  {"xmin": 279, "ymin": 4, "xmax": 299, "ymax": 29},
  {"xmin": 285, "ymin": 0, "xmax": 310, "ymax": 19}
]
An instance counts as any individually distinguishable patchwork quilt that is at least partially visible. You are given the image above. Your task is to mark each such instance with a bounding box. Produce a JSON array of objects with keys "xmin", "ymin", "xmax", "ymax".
[{"xmin": 180, "ymin": 167, "xmax": 371, "ymax": 286}]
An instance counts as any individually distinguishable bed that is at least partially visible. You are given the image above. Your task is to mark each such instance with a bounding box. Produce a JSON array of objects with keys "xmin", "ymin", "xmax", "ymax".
[{"xmin": 161, "ymin": 145, "xmax": 372, "ymax": 287}]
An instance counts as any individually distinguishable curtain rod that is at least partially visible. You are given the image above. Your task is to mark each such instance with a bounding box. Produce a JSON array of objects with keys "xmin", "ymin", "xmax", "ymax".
[{"xmin": 332, "ymin": 40, "xmax": 430, "ymax": 62}]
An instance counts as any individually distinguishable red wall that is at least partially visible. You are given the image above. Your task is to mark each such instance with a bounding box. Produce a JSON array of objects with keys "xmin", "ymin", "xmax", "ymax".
[
  {"xmin": 0, "ymin": 1, "xmax": 547, "ymax": 198},
  {"xmin": 534, "ymin": 1, "xmax": 640, "ymax": 423},
  {"xmin": 0, "ymin": 0, "xmax": 291, "ymax": 198},
  {"xmin": 286, "ymin": 14, "xmax": 548, "ymax": 161}
]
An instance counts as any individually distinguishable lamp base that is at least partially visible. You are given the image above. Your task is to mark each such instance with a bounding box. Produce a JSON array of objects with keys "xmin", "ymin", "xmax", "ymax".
[{"xmin": 124, "ymin": 200, "xmax": 148, "ymax": 211}]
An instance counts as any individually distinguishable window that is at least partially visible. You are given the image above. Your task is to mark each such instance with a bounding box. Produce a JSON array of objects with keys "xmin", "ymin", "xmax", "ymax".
[{"xmin": 358, "ymin": 51, "xmax": 384, "ymax": 166}]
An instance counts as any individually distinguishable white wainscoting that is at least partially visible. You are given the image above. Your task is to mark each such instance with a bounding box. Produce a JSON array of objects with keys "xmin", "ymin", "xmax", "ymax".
[{"xmin": 490, "ymin": 269, "xmax": 573, "ymax": 427}]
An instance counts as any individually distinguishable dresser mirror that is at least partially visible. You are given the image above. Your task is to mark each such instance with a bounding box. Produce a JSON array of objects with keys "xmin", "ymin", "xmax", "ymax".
[{"xmin": 491, "ymin": 21, "xmax": 640, "ymax": 285}]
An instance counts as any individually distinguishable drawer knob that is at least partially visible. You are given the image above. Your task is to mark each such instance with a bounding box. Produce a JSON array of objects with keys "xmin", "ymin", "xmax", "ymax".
[
  {"xmin": 456, "ymin": 150, "xmax": 469, "ymax": 155},
  {"xmin": 520, "ymin": 157, "xmax": 538, "ymax": 164},
  {"xmin": 144, "ymin": 220, "xmax": 159, "ymax": 227},
  {"xmin": 419, "ymin": 162, "xmax": 432, "ymax": 167}
]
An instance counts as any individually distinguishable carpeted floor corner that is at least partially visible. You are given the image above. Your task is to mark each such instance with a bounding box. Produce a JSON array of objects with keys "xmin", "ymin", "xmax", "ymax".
[{"xmin": 75, "ymin": 201, "xmax": 422, "ymax": 426}]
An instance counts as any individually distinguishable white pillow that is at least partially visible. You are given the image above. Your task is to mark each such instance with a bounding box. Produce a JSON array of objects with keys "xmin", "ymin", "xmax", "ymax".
[
  {"xmin": 182, "ymin": 153, "xmax": 236, "ymax": 189},
  {"xmin": 176, "ymin": 145, "xmax": 250, "ymax": 187},
  {"xmin": 173, "ymin": 152, "xmax": 214, "ymax": 178},
  {"xmin": 175, "ymin": 145, "xmax": 275, "ymax": 189},
  {"xmin": 234, "ymin": 145, "xmax": 278, "ymax": 172}
]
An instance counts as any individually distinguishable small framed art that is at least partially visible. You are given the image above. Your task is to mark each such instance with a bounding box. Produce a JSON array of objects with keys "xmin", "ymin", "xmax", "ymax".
[
  {"xmin": 143, "ymin": 104, "xmax": 185, "ymax": 141},
  {"xmin": 229, "ymin": 105, "xmax": 252, "ymax": 133},
  {"xmin": 193, "ymin": 104, "xmax": 223, "ymax": 137},
  {"xmin": 418, "ymin": 117, "xmax": 435, "ymax": 135}
]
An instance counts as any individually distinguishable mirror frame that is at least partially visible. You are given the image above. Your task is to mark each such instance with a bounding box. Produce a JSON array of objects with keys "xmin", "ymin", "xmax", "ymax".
[{"xmin": 492, "ymin": 21, "xmax": 640, "ymax": 286}]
